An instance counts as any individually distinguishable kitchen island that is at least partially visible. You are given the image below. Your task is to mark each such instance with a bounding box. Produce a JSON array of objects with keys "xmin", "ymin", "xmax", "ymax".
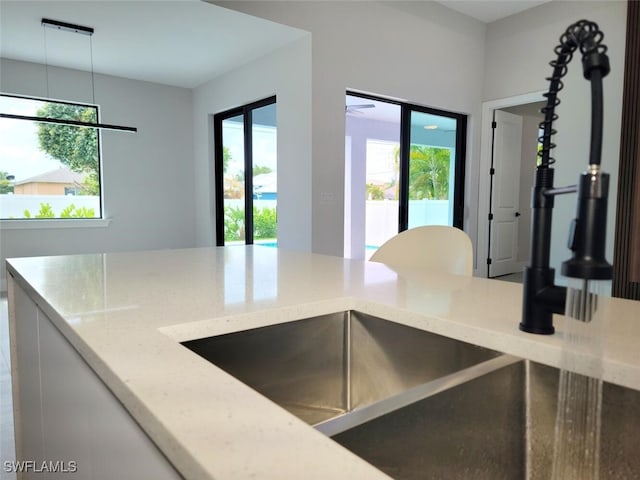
[{"xmin": 6, "ymin": 246, "xmax": 640, "ymax": 479}]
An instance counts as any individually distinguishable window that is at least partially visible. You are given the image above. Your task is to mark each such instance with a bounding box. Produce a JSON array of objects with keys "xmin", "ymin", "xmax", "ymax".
[
  {"xmin": 345, "ymin": 92, "xmax": 467, "ymax": 259},
  {"xmin": 0, "ymin": 94, "xmax": 102, "ymax": 220},
  {"xmin": 214, "ymin": 97, "xmax": 277, "ymax": 246}
]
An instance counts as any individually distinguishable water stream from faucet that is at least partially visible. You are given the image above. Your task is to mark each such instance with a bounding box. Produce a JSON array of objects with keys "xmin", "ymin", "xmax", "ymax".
[{"xmin": 551, "ymin": 278, "xmax": 609, "ymax": 480}]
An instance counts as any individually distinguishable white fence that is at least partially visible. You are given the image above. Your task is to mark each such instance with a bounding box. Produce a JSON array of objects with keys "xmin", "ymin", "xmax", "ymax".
[
  {"xmin": 0, "ymin": 195, "xmax": 449, "ymax": 245},
  {"xmin": 0, "ymin": 194, "xmax": 101, "ymax": 219},
  {"xmin": 365, "ymin": 199, "xmax": 450, "ymax": 247},
  {"xmin": 222, "ymin": 198, "xmax": 448, "ymax": 250}
]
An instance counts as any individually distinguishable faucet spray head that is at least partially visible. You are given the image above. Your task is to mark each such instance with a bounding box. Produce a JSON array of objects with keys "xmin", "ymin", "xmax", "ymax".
[
  {"xmin": 561, "ymin": 164, "xmax": 613, "ymax": 281},
  {"xmin": 560, "ymin": 165, "xmax": 612, "ymax": 324}
]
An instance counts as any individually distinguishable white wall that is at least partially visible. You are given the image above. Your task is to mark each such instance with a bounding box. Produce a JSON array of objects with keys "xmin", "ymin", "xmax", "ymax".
[
  {"xmin": 484, "ymin": 1, "xmax": 627, "ymax": 279},
  {"xmin": 192, "ymin": 36, "xmax": 312, "ymax": 251},
  {"xmin": 0, "ymin": 58, "xmax": 196, "ymax": 290},
  {"xmin": 215, "ymin": 1, "xmax": 486, "ymax": 256}
]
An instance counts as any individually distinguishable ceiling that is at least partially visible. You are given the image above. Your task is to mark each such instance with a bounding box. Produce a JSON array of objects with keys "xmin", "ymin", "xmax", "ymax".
[
  {"xmin": 435, "ymin": 0, "xmax": 552, "ymax": 23},
  {"xmin": 1, "ymin": 0, "xmax": 552, "ymax": 92},
  {"xmin": 0, "ymin": 0, "xmax": 308, "ymax": 89},
  {"xmin": 502, "ymin": 101, "xmax": 545, "ymax": 119},
  {"xmin": 346, "ymin": 95, "xmax": 458, "ymax": 131}
]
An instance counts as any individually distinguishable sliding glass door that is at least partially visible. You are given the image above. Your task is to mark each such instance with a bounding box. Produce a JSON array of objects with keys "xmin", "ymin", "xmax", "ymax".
[
  {"xmin": 402, "ymin": 108, "xmax": 466, "ymax": 231},
  {"xmin": 345, "ymin": 93, "xmax": 466, "ymax": 259},
  {"xmin": 214, "ymin": 97, "xmax": 277, "ymax": 246}
]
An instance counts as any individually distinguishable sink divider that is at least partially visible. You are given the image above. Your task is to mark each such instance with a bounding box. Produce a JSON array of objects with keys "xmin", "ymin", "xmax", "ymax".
[
  {"xmin": 342, "ymin": 310, "xmax": 352, "ymax": 413},
  {"xmin": 316, "ymin": 354, "xmax": 522, "ymax": 437}
]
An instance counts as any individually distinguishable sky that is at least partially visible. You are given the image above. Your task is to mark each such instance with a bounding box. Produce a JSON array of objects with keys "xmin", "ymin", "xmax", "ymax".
[
  {"xmin": 223, "ymin": 121, "xmax": 277, "ymax": 178},
  {"xmin": 366, "ymin": 139, "xmax": 398, "ymax": 185},
  {"xmin": 0, "ymin": 96, "xmax": 63, "ymax": 182}
]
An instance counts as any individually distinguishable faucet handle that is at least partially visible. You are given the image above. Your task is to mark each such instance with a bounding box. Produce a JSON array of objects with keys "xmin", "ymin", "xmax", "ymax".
[{"xmin": 567, "ymin": 218, "xmax": 578, "ymax": 251}]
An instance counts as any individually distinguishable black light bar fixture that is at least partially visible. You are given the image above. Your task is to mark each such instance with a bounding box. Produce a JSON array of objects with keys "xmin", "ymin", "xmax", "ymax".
[
  {"xmin": 0, "ymin": 112, "xmax": 137, "ymax": 132},
  {"xmin": 41, "ymin": 18, "xmax": 94, "ymax": 36},
  {"xmin": 0, "ymin": 18, "xmax": 137, "ymax": 133}
]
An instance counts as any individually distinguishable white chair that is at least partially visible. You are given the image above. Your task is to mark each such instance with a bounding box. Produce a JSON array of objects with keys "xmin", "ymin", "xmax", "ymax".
[{"xmin": 369, "ymin": 225, "xmax": 473, "ymax": 276}]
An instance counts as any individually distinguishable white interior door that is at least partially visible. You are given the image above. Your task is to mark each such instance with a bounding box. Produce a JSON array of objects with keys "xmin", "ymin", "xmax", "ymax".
[{"xmin": 489, "ymin": 110, "xmax": 523, "ymax": 277}]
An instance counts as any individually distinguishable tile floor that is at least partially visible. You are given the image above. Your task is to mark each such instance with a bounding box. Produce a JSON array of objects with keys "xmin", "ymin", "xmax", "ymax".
[
  {"xmin": 494, "ymin": 271, "xmax": 524, "ymax": 283},
  {"xmin": 0, "ymin": 295, "xmax": 16, "ymax": 480}
]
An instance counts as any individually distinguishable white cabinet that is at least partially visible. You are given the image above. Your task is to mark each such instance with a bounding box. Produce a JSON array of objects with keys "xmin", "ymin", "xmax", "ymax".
[
  {"xmin": 10, "ymin": 280, "xmax": 44, "ymax": 468},
  {"xmin": 8, "ymin": 278, "xmax": 183, "ymax": 480}
]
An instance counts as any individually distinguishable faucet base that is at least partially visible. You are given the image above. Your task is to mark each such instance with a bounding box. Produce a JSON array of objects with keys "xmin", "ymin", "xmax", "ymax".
[
  {"xmin": 520, "ymin": 267, "xmax": 567, "ymax": 335},
  {"xmin": 519, "ymin": 321, "xmax": 555, "ymax": 335}
]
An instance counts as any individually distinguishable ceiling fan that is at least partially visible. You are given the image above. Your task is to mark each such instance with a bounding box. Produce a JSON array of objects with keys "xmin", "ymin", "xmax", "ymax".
[{"xmin": 345, "ymin": 103, "xmax": 375, "ymax": 114}]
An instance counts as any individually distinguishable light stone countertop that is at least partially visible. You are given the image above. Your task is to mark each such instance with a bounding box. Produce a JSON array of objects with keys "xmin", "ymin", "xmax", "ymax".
[{"xmin": 6, "ymin": 246, "xmax": 640, "ymax": 480}]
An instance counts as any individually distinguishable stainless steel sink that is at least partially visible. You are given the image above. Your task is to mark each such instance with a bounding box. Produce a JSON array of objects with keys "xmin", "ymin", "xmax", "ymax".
[
  {"xmin": 332, "ymin": 360, "xmax": 640, "ymax": 480},
  {"xmin": 181, "ymin": 311, "xmax": 640, "ymax": 479},
  {"xmin": 181, "ymin": 310, "xmax": 501, "ymax": 432}
]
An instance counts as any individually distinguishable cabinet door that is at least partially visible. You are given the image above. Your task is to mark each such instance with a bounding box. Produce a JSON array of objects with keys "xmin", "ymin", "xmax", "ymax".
[
  {"xmin": 40, "ymin": 314, "xmax": 181, "ymax": 480},
  {"xmin": 38, "ymin": 313, "xmax": 182, "ymax": 480},
  {"xmin": 9, "ymin": 280, "xmax": 44, "ymax": 468},
  {"xmin": 38, "ymin": 312, "xmax": 92, "ymax": 477},
  {"xmin": 10, "ymin": 278, "xmax": 182, "ymax": 480}
]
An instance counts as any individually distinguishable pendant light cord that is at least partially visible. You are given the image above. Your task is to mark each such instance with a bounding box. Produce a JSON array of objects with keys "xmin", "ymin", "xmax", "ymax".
[
  {"xmin": 89, "ymin": 34, "xmax": 96, "ymax": 106},
  {"xmin": 27, "ymin": 18, "xmax": 138, "ymax": 132},
  {"xmin": 42, "ymin": 19, "xmax": 96, "ymax": 105},
  {"xmin": 43, "ymin": 25, "xmax": 50, "ymax": 98}
]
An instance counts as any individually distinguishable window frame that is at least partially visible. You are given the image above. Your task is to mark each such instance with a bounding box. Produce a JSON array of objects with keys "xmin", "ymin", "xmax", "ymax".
[
  {"xmin": 213, "ymin": 96, "xmax": 277, "ymax": 246},
  {"xmin": 347, "ymin": 91, "xmax": 467, "ymax": 231},
  {"xmin": 0, "ymin": 92, "xmax": 105, "ymax": 223}
]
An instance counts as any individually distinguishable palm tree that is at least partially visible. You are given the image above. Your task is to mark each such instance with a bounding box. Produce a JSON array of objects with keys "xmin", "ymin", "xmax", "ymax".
[
  {"xmin": 408, "ymin": 145, "xmax": 450, "ymax": 200},
  {"xmin": 392, "ymin": 145, "xmax": 451, "ymax": 200}
]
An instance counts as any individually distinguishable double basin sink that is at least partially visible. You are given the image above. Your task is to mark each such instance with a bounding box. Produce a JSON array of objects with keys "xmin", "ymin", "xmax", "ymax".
[{"xmin": 182, "ymin": 311, "xmax": 639, "ymax": 479}]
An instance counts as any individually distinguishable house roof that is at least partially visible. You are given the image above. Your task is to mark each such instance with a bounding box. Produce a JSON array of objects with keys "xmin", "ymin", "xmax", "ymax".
[{"xmin": 15, "ymin": 167, "xmax": 87, "ymax": 185}]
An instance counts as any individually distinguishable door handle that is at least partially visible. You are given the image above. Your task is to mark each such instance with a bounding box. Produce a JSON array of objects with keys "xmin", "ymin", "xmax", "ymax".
[{"xmin": 515, "ymin": 212, "xmax": 521, "ymax": 217}]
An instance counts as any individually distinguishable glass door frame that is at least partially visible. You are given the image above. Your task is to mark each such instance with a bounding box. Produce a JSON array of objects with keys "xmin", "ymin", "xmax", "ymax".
[
  {"xmin": 213, "ymin": 96, "xmax": 276, "ymax": 246},
  {"xmin": 400, "ymin": 102, "xmax": 467, "ymax": 231},
  {"xmin": 347, "ymin": 91, "xmax": 467, "ymax": 232}
]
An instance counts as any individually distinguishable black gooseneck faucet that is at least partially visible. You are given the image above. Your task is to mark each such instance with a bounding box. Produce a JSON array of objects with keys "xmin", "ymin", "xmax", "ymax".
[{"xmin": 520, "ymin": 20, "xmax": 614, "ymax": 334}]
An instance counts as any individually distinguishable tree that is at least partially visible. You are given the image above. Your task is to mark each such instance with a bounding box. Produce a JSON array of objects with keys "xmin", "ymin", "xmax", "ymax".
[
  {"xmin": 223, "ymin": 206, "xmax": 277, "ymax": 242},
  {"xmin": 407, "ymin": 146, "xmax": 450, "ymax": 200},
  {"xmin": 253, "ymin": 206, "xmax": 277, "ymax": 240},
  {"xmin": 366, "ymin": 183, "xmax": 385, "ymax": 200},
  {"xmin": 80, "ymin": 172, "xmax": 100, "ymax": 196},
  {"xmin": 223, "ymin": 146, "xmax": 232, "ymax": 173},
  {"xmin": 224, "ymin": 206, "xmax": 245, "ymax": 241},
  {"xmin": 36, "ymin": 103, "xmax": 99, "ymax": 194},
  {"xmin": 253, "ymin": 165, "xmax": 272, "ymax": 176},
  {"xmin": 0, "ymin": 171, "xmax": 14, "ymax": 194},
  {"xmin": 393, "ymin": 145, "xmax": 451, "ymax": 200}
]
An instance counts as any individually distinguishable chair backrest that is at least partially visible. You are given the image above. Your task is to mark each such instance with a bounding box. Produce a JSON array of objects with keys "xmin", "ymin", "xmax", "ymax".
[{"xmin": 369, "ymin": 225, "xmax": 473, "ymax": 276}]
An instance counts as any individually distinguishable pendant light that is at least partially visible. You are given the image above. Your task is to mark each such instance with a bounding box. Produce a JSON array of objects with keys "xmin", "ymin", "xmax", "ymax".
[{"xmin": 0, "ymin": 18, "xmax": 137, "ymax": 133}]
